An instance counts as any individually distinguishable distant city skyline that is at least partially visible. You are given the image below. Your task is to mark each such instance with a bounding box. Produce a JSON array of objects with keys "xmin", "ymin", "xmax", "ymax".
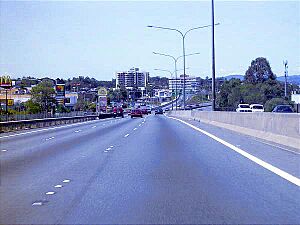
[{"xmin": 1, "ymin": 1, "xmax": 299, "ymax": 80}]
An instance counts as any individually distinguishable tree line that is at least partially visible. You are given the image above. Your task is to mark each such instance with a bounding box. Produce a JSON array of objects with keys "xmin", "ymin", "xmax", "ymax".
[{"xmin": 216, "ymin": 57, "xmax": 298, "ymax": 111}]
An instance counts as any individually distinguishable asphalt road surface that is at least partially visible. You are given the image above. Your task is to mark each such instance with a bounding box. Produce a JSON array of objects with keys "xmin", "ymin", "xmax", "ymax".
[{"xmin": 1, "ymin": 114, "xmax": 299, "ymax": 224}]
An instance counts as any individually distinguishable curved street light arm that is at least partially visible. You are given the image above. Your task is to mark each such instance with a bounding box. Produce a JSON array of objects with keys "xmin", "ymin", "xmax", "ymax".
[
  {"xmin": 183, "ymin": 23, "xmax": 220, "ymax": 38},
  {"xmin": 175, "ymin": 52, "xmax": 201, "ymax": 62},
  {"xmin": 147, "ymin": 25, "xmax": 184, "ymax": 37},
  {"xmin": 154, "ymin": 68, "xmax": 173, "ymax": 77},
  {"xmin": 153, "ymin": 52, "xmax": 176, "ymax": 61}
]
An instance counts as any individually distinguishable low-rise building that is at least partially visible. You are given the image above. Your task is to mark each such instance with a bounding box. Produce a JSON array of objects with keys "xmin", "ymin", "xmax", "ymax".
[
  {"xmin": 154, "ymin": 89, "xmax": 172, "ymax": 102},
  {"xmin": 65, "ymin": 92, "xmax": 78, "ymax": 109}
]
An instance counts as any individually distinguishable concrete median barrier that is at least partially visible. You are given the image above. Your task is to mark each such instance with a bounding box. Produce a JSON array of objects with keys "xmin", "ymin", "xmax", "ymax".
[
  {"xmin": 0, "ymin": 115, "xmax": 99, "ymax": 133},
  {"xmin": 169, "ymin": 111, "xmax": 300, "ymax": 151}
]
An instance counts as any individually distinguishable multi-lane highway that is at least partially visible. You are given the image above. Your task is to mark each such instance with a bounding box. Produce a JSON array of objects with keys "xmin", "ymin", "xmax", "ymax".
[{"xmin": 0, "ymin": 114, "xmax": 299, "ymax": 224}]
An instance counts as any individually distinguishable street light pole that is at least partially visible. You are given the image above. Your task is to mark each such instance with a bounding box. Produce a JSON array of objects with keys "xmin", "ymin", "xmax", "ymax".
[
  {"xmin": 148, "ymin": 23, "xmax": 219, "ymax": 110},
  {"xmin": 5, "ymin": 89, "xmax": 8, "ymax": 121},
  {"xmin": 212, "ymin": 0, "xmax": 216, "ymax": 111},
  {"xmin": 153, "ymin": 52, "xmax": 200, "ymax": 110}
]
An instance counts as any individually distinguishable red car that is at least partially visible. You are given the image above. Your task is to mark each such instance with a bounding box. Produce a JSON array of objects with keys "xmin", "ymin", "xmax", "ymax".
[
  {"xmin": 131, "ymin": 108, "xmax": 143, "ymax": 118},
  {"xmin": 113, "ymin": 107, "xmax": 124, "ymax": 118}
]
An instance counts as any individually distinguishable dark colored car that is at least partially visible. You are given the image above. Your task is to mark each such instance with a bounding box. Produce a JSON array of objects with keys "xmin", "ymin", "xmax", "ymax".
[
  {"xmin": 131, "ymin": 108, "xmax": 143, "ymax": 118},
  {"xmin": 146, "ymin": 107, "xmax": 152, "ymax": 114},
  {"xmin": 272, "ymin": 105, "xmax": 294, "ymax": 113},
  {"xmin": 155, "ymin": 108, "xmax": 164, "ymax": 115}
]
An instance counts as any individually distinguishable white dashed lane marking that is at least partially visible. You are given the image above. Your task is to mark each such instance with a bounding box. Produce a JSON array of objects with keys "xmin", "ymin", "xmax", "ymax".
[
  {"xmin": 92, "ymin": 126, "xmax": 97, "ymax": 128},
  {"xmin": 124, "ymin": 134, "xmax": 130, "ymax": 138},
  {"xmin": 45, "ymin": 191, "xmax": 55, "ymax": 195},
  {"xmin": 54, "ymin": 185, "xmax": 63, "ymax": 188},
  {"xmin": 133, "ymin": 128, "xmax": 137, "ymax": 131},
  {"xmin": 45, "ymin": 137, "xmax": 55, "ymax": 141},
  {"xmin": 106, "ymin": 147, "xmax": 111, "ymax": 151},
  {"xmin": 1, "ymin": 149, "xmax": 7, "ymax": 152},
  {"xmin": 32, "ymin": 202, "xmax": 43, "ymax": 206},
  {"xmin": 62, "ymin": 179, "xmax": 70, "ymax": 183},
  {"xmin": 74, "ymin": 130, "xmax": 81, "ymax": 133}
]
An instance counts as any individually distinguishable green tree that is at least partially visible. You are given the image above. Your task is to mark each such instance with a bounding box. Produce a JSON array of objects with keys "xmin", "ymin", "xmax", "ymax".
[
  {"xmin": 264, "ymin": 98, "xmax": 292, "ymax": 112},
  {"xmin": 30, "ymin": 81, "xmax": 56, "ymax": 112},
  {"xmin": 56, "ymin": 104, "xmax": 70, "ymax": 113},
  {"xmin": 245, "ymin": 57, "xmax": 276, "ymax": 83},
  {"xmin": 216, "ymin": 79, "xmax": 242, "ymax": 109},
  {"xmin": 74, "ymin": 99, "xmax": 89, "ymax": 111},
  {"xmin": 25, "ymin": 99, "xmax": 42, "ymax": 114}
]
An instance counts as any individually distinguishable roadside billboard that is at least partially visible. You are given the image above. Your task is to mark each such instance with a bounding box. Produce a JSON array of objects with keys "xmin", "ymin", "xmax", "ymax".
[
  {"xmin": 0, "ymin": 75, "xmax": 12, "ymax": 89},
  {"xmin": 97, "ymin": 87, "xmax": 107, "ymax": 112},
  {"xmin": 56, "ymin": 84, "xmax": 65, "ymax": 105},
  {"xmin": 56, "ymin": 84, "xmax": 65, "ymax": 97}
]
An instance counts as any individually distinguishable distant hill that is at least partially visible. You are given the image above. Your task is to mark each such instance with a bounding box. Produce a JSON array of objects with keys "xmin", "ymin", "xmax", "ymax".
[
  {"xmin": 222, "ymin": 75, "xmax": 244, "ymax": 80},
  {"xmin": 222, "ymin": 74, "xmax": 300, "ymax": 85},
  {"xmin": 277, "ymin": 75, "xmax": 300, "ymax": 85}
]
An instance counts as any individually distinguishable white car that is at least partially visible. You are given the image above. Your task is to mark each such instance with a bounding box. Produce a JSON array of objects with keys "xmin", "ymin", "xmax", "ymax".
[
  {"xmin": 250, "ymin": 104, "xmax": 264, "ymax": 112},
  {"xmin": 236, "ymin": 104, "xmax": 252, "ymax": 112}
]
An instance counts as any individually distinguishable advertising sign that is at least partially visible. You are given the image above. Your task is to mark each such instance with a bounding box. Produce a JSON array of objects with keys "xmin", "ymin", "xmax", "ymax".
[
  {"xmin": 56, "ymin": 84, "xmax": 65, "ymax": 105},
  {"xmin": 56, "ymin": 84, "xmax": 65, "ymax": 97},
  {"xmin": 0, "ymin": 99, "xmax": 14, "ymax": 106},
  {"xmin": 0, "ymin": 75, "xmax": 12, "ymax": 89},
  {"xmin": 98, "ymin": 96, "xmax": 107, "ymax": 112},
  {"xmin": 98, "ymin": 87, "xmax": 107, "ymax": 96},
  {"xmin": 7, "ymin": 99, "xmax": 14, "ymax": 106}
]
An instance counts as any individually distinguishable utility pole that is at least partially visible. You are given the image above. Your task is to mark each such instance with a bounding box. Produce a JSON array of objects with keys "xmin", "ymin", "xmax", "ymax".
[
  {"xmin": 211, "ymin": 0, "xmax": 216, "ymax": 111},
  {"xmin": 283, "ymin": 60, "xmax": 288, "ymax": 98}
]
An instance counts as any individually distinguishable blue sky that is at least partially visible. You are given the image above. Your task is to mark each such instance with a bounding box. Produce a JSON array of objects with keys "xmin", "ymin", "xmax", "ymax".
[{"xmin": 0, "ymin": 1, "xmax": 299, "ymax": 80}]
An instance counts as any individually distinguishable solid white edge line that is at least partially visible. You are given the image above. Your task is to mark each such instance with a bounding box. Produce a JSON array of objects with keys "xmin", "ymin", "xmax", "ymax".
[{"xmin": 169, "ymin": 116, "xmax": 300, "ymax": 187}]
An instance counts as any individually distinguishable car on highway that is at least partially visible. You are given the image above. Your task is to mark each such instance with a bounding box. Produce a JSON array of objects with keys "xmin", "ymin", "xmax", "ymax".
[
  {"xmin": 250, "ymin": 104, "xmax": 264, "ymax": 112},
  {"xmin": 236, "ymin": 104, "xmax": 252, "ymax": 112},
  {"xmin": 131, "ymin": 108, "xmax": 143, "ymax": 118},
  {"xmin": 272, "ymin": 105, "xmax": 294, "ymax": 113},
  {"xmin": 140, "ymin": 107, "xmax": 148, "ymax": 115},
  {"xmin": 146, "ymin": 106, "xmax": 152, "ymax": 114},
  {"xmin": 155, "ymin": 108, "xmax": 164, "ymax": 115},
  {"xmin": 113, "ymin": 106, "xmax": 124, "ymax": 118}
]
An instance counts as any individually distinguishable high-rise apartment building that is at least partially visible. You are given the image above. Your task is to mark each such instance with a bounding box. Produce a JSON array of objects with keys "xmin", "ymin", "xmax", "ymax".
[{"xmin": 116, "ymin": 68, "xmax": 149, "ymax": 90}]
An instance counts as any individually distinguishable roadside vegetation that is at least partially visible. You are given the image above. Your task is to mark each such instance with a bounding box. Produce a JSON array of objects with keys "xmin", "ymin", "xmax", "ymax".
[{"xmin": 216, "ymin": 57, "xmax": 298, "ymax": 111}]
